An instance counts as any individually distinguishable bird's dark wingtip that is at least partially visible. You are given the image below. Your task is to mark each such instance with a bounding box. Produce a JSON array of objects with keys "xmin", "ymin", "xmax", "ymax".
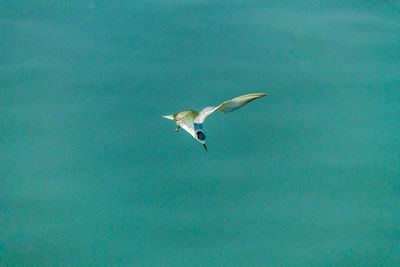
[{"xmin": 203, "ymin": 143, "xmax": 208, "ymax": 152}]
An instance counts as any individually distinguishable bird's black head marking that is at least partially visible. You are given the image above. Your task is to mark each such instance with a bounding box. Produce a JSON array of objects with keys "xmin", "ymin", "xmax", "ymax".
[{"xmin": 196, "ymin": 131, "xmax": 206, "ymax": 141}]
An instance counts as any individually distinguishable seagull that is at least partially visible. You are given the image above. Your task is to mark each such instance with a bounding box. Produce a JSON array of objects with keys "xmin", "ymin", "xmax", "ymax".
[{"xmin": 162, "ymin": 93, "xmax": 267, "ymax": 151}]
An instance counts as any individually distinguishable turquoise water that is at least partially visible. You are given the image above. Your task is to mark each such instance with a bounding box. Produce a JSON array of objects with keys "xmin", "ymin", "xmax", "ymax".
[{"xmin": 2, "ymin": 1, "xmax": 400, "ymax": 266}]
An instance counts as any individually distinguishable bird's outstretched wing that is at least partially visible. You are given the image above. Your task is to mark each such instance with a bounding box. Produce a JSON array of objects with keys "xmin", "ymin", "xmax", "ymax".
[
  {"xmin": 194, "ymin": 93, "xmax": 267, "ymax": 123},
  {"xmin": 162, "ymin": 110, "xmax": 199, "ymax": 138}
]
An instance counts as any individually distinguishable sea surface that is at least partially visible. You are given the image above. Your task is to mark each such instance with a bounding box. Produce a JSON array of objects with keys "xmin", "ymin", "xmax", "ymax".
[{"xmin": 1, "ymin": 1, "xmax": 400, "ymax": 266}]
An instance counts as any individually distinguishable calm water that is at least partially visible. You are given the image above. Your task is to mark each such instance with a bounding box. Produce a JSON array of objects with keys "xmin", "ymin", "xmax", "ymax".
[{"xmin": 1, "ymin": 1, "xmax": 400, "ymax": 266}]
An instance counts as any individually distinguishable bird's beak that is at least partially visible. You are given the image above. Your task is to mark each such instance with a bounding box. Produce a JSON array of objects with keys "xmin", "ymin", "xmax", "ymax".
[{"xmin": 203, "ymin": 143, "xmax": 207, "ymax": 152}]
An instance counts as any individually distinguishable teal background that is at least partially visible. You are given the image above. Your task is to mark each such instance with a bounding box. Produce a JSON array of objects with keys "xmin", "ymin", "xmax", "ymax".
[{"xmin": 1, "ymin": 1, "xmax": 399, "ymax": 266}]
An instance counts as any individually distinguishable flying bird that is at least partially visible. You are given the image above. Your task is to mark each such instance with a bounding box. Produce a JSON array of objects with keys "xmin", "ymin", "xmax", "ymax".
[{"xmin": 162, "ymin": 93, "xmax": 267, "ymax": 151}]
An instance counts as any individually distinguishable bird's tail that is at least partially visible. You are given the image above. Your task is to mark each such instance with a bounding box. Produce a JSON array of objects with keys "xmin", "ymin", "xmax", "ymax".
[{"xmin": 162, "ymin": 115, "xmax": 174, "ymax": 120}]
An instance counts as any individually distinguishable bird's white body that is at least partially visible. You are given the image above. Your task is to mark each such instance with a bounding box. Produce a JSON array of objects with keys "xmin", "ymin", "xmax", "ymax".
[{"xmin": 162, "ymin": 93, "xmax": 267, "ymax": 151}]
